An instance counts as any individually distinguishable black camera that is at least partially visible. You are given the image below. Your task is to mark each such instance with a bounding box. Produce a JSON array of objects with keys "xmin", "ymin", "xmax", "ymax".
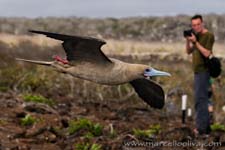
[{"xmin": 183, "ymin": 29, "xmax": 194, "ymax": 37}]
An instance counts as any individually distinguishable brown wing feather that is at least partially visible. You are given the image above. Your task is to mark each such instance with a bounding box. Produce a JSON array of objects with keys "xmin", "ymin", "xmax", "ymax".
[{"xmin": 29, "ymin": 30, "xmax": 112, "ymax": 64}]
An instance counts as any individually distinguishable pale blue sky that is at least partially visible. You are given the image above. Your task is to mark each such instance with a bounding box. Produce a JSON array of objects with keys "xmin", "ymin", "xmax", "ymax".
[{"xmin": 0, "ymin": 0, "xmax": 225, "ymax": 18}]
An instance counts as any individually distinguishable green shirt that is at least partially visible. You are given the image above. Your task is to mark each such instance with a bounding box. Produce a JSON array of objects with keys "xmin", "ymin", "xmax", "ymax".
[{"xmin": 192, "ymin": 32, "xmax": 215, "ymax": 73}]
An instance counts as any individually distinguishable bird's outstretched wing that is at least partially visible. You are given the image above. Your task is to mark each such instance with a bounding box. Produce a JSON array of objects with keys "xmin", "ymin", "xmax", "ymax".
[
  {"xmin": 130, "ymin": 78, "xmax": 165, "ymax": 109},
  {"xmin": 29, "ymin": 30, "xmax": 112, "ymax": 64}
]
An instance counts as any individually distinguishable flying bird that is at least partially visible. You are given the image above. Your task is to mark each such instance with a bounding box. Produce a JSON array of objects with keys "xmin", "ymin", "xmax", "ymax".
[{"xmin": 17, "ymin": 30, "xmax": 170, "ymax": 109}]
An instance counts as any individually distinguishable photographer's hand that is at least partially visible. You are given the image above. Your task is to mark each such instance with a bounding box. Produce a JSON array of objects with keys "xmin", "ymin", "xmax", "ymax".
[
  {"xmin": 185, "ymin": 34, "xmax": 195, "ymax": 54},
  {"xmin": 187, "ymin": 33, "xmax": 197, "ymax": 43}
]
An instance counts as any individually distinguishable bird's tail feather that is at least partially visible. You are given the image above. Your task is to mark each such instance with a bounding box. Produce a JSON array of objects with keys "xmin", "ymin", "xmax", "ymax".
[{"xmin": 16, "ymin": 58, "xmax": 53, "ymax": 66}]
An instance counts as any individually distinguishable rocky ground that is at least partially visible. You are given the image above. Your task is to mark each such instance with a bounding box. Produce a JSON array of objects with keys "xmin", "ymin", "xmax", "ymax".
[{"xmin": 0, "ymin": 90, "xmax": 224, "ymax": 150}]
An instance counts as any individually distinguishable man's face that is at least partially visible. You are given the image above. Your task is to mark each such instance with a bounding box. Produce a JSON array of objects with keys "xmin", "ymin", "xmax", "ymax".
[{"xmin": 191, "ymin": 18, "xmax": 203, "ymax": 33}]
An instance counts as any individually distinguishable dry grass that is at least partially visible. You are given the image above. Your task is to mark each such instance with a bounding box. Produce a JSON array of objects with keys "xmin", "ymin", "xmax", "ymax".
[
  {"xmin": 0, "ymin": 33, "xmax": 59, "ymax": 48},
  {"xmin": 1, "ymin": 33, "xmax": 224, "ymax": 59},
  {"xmin": 104, "ymin": 39, "xmax": 225, "ymax": 61}
]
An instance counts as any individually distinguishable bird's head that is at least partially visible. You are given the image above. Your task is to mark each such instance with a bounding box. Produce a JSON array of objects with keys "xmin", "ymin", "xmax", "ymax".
[
  {"xmin": 128, "ymin": 64, "xmax": 171, "ymax": 79},
  {"xmin": 143, "ymin": 68, "xmax": 171, "ymax": 78}
]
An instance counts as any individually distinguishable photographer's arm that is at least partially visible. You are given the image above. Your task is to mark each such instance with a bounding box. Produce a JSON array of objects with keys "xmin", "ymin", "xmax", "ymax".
[
  {"xmin": 194, "ymin": 42, "xmax": 211, "ymax": 58},
  {"xmin": 186, "ymin": 39, "xmax": 194, "ymax": 54},
  {"xmin": 187, "ymin": 33, "xmax": 214, "ymax": 57}
]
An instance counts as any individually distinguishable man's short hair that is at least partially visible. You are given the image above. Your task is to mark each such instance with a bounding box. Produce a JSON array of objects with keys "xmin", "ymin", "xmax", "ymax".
[{"xmin": 191, "ymin": 14, "xmax": 203, "ymax": 22}]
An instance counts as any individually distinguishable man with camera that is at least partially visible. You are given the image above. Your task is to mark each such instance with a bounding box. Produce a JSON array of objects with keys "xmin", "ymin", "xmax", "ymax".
[{"xmin": 184, "ymin": 14, "xmax": 215, "ymax": 136}]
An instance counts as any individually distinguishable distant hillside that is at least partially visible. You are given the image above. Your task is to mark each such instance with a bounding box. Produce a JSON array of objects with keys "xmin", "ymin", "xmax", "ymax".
[{"xmin": 0, "ymin": 14, "xmax": 225, "ymax": 42}]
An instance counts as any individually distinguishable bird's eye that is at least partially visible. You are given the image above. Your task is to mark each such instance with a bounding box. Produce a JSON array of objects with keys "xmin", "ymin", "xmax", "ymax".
[{"xmin": 145, "ymin": 69, "xmax": 150, "ymax": 72}]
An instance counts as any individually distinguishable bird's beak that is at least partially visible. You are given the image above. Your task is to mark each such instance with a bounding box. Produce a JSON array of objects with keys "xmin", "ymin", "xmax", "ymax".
[{"xmin": 144, "ymin": 68, "xmax": 171, "ymax": 77}]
